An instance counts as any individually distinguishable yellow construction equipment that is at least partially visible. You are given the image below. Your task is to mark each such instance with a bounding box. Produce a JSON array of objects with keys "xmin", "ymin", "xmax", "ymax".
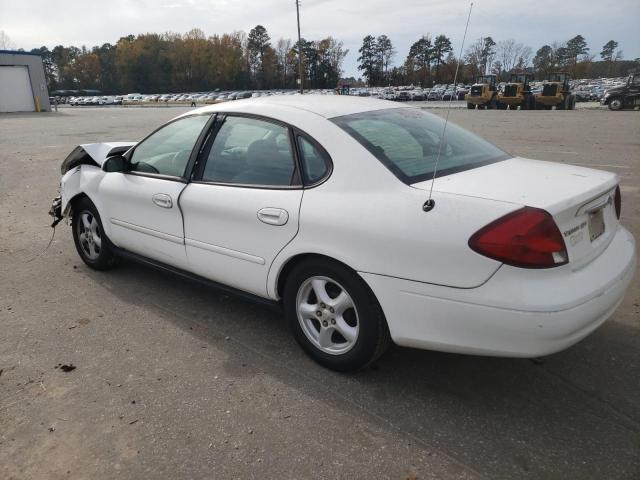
[
  {"xmin": 465, "ymin": 75, "xmax": 497, "ymax": 109},
  {"xmin": 497, "ymin": 73, "xmax": 535, "ymax": 110},
  {"xmin": 534, "ymin": 72, "xmax": 576, "ymax": 110}
]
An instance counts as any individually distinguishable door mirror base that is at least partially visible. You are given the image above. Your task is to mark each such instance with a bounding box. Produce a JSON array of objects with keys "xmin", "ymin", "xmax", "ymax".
[{"xmin": 103, "ymin": 155, "xmax": 128, "ymax": 173}]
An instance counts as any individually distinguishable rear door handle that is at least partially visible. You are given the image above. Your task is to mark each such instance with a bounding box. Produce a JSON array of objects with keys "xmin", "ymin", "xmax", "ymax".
[
  {"xmin": 257, "ymin": 207, "xmax": 289, "ymax": 226},
  {"xmin": 152, "ymin": 193, "xmax": 173, "ymax": 209}
]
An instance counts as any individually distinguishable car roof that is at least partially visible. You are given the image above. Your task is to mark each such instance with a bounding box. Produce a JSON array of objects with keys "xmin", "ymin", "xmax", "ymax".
[{"xmin": 191, "ymin": 94, "xmax": 409, "ymax": 119}]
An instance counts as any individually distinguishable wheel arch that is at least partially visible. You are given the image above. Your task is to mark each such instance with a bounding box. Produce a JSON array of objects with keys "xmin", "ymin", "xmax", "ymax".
[
  {"xmin": 64, "ymin": 191, "xmax": 99, "ymax": 222},
  {"xmin": 602, "ymin": 95, "xmax": 619, "ymax": 106},
  {"xmin": 274, "ymin": 252, "xmax": 363, "ymax": 300}
]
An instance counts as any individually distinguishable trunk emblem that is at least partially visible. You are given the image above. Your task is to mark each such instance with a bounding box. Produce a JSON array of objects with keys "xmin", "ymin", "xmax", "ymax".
[{"xmin": 563, "ymin": 221, "xmax": 587, "ymax": 238}]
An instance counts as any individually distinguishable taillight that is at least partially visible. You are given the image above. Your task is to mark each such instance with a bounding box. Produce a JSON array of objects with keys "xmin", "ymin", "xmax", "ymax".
[
  {"xmin": 614, "ymin": 185, "xmax": 621, "ymax": 219},
  {"xmin": 469, "ymin": 207, "xmax": 568, "ymax": 268}
]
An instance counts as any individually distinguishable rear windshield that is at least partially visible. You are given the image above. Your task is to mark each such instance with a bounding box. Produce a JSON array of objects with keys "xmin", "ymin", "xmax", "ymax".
[{"xmin": 331, "ymin": 108, "xmax": 510, "ymax": 184}]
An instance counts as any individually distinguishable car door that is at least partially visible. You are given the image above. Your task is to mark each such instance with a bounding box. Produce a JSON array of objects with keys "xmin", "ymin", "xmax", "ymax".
[
  {"xmin": 179, "ymin": 114, "xmax": 307, "ymax": 297},
  {"xmin": 98, "ymin": 113, "xmax": 212, "ymax": 269}
]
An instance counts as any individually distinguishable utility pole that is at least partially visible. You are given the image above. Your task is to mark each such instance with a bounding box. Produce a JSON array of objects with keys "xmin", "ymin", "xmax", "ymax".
[{"xmin": 296, "ymin": 0, "xmax": 304, "ymax": 94}]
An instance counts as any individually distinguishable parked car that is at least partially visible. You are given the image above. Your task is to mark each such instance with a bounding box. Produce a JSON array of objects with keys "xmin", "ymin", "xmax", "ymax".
[
  {"xmin": 441, "ymin": 89, "xmax": 457, "ymax": 101},
  {"xmin": 601, "ymin": 73, "xmax": 640, "ymax": 110},
  {"xmin": 51, "ymin": 96, "xmax": 636, "ymax": 372},
  {"xmin": 427, "ymin": 89, "xmax": 443, "ymax": 101}
]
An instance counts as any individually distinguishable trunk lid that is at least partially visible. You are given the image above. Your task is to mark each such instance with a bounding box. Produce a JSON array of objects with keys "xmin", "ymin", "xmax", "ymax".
[{"xmin": 412, "ymin": 157, "xmax": 619, "ymax": 268}]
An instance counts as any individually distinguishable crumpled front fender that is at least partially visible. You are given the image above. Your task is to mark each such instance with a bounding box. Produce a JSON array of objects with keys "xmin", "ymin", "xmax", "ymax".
[{"xmin": 60, "ymin": 142, "xmax": 135, "ymax": 174}]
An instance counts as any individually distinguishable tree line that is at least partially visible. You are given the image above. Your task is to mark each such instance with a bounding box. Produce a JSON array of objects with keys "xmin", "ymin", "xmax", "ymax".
[
  {"xmin": 1, "ymin": 28, "xmax": 637, "ymax": 92},
  {"xmin": 357, "ymin": 33, "xmax": 637, "ymax": 86},
  {"xmin": 15, "ymin": 26, "xmax": 347, "ymax": 94}
]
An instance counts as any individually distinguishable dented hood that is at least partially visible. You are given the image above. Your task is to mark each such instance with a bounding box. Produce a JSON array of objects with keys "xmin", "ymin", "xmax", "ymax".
[{"xmin": 61, "ymin": 142, "xmax": 136, "ymax": 174}]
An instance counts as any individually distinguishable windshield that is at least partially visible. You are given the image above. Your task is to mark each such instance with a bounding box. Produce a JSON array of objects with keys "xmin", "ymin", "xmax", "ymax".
[
  {"xmin": 511, "ymin": 75, "xmax": 528, "ymax": 83},
  {"xmin": 331, "ymin": 108, "xmax": 510, "ymax": 184}
]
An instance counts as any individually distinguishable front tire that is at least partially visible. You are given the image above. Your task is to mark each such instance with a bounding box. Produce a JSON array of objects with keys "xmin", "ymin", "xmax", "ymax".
[
  {"xmin": 608, "ymin": 98, "xmax": 623, "ymax": 111},
  {"xmin": 72, "ymin": 197, "xmax": 116, "ymax": 270},
  {"xmin": 284, "ymin": 259, "xmax": 391, "ymax": 372}
]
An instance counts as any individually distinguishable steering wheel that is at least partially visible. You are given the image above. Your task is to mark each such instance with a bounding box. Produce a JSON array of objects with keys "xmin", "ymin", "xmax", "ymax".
[
  {"xmin": 170, "ymin": 150, "xmax": 190, "ymax": 175},
  {"xmin": 134, "ymin": 161, "xmax": 159, "ymax": 174}
]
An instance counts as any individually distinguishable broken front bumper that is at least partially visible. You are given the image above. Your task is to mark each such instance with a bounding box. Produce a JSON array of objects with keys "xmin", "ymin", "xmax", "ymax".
[{"xmin": 49, "ymin": 195, "xmax": 63, "ymax": 227}]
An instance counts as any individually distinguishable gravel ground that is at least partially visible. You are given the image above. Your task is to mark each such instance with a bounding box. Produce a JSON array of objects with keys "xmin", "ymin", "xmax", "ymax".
[{"xmin": 1, "ymin": 106, "xmax": 639, "ymax": 480}]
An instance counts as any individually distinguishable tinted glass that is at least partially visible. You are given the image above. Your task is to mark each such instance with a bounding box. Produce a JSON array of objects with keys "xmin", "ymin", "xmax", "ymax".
[
  {"xmin": 202, "ymin": 116, "xmax": 295, "ymax": 186},
  {"xmin": 297, "ymin": 136, "xmax": 329, "ymax": 184},
  {"xmin": 130, "ymin": 115, "xmax": 210, "ymax": 177},
  {"xmin": 331, "ymin": 108, "xmax": 510, "ymax": 184}
]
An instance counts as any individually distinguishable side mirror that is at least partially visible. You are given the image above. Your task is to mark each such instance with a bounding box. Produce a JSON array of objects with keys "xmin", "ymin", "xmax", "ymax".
[{"xmin": 103, "ymin": 155, "xmax": 128, "ymax": 172}]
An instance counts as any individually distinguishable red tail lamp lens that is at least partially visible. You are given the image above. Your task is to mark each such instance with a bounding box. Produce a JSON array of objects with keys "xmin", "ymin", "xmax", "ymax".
[{"xmin": 469, "ymin": 207, "xmax": 568, "ymax": 268}]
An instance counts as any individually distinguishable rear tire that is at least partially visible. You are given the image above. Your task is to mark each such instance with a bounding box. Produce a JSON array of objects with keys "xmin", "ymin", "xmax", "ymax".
[
  {"xmin": 557, "ymin": 97, "xmax": 566, "ymax": 110},
  {"xmin": 467, "ymin": 102, "xmax": 475, "ymax": 109},
  {"xmin": 283, "ymin": 258, "xmax": 391, "ymax": 372},
  {"xmin": 71, "ymin": 197, "xmax": 116, "ymax": 270}
]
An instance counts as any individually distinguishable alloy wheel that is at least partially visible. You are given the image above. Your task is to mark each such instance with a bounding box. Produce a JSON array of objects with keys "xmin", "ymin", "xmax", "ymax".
[
  {"xmin": 76, "ymin": 210, "xmax": 102, "ymax": 260},
  {"xmin": 296, "ymin": 276, "xmax": 359, "ymax": 355},
  {"xmin": 610, "ymin": 99, "xmax": 622, "ymax": 110}
]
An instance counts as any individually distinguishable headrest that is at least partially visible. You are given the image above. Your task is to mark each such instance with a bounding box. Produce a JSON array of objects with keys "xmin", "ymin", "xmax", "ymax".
[{"xmin": 246, "ymin": 139, "xmax": 281, "ymax": 167}]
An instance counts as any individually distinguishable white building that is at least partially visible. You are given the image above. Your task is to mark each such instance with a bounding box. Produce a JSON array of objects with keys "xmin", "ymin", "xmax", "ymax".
[{"xmin": 0, "ymin": 50, "xmax": 51, "ymax": 112}]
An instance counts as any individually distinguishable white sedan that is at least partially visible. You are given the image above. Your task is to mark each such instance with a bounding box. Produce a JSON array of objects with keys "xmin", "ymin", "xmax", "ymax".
[{"xmin": 51, "ymin": 96, "xmax": 636, "ymax": 371}]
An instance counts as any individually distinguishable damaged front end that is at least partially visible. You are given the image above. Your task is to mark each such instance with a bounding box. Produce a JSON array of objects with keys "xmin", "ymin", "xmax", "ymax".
[
  {"xmin": 49, "ymin": 195, "xmax": 63, "ymax": 227},
  {"xmin": 60, "ymin": 142, "xmax": 135, "ymax": 174},
  {"xmin": 51, "ymin": 142, "xmax": 136, "ymax": 228}
]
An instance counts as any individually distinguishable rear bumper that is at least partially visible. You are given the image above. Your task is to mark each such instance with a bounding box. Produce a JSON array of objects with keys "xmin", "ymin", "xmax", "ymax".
[{"xmin": 361, "ymin": 226, "xmax": 636, "ymax": 357}]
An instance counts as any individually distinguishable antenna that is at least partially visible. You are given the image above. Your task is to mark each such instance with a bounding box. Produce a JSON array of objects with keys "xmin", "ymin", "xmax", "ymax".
[{"xmin": 423, "ymin": 2, "xmax": 473, "ymax": 212}]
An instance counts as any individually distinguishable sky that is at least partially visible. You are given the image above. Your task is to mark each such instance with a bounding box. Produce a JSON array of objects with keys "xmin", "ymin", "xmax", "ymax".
[{"xmin": 1, "ymin": 0, "xmax": 638, "ymax": 78}]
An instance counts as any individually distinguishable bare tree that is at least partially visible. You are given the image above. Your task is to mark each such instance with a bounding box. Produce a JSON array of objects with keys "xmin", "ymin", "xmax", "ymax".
[
  {"xmin": 276, "ymin": 38, "xmax": 292, "ymax": 87},
  {"xmin": 0, "ymin": 30, "xmax": 16, "ymax": 50},
  {"xmin": 497, "ymin": 39, "xmax": 532, "ymax": 73},
  {"xmin": 464, "ymin": 37, "xmax": 484, "ymax": 79},
  {"xmin": 517, "ymin": 45, "xmax": 533, "ymax": 68}
]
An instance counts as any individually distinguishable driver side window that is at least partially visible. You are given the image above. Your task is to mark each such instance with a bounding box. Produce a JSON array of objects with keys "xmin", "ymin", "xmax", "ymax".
[{"xmin": 129, "ymin": 114, "xmax": 210, "ymax": 177}]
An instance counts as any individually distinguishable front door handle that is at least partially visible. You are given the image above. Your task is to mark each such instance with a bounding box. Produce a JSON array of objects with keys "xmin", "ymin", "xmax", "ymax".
[
  {"xmin": 257, "ymin": 207, "xmax": 289, "ymax": 226},
  {"xmin": 152, "ymin": 193, "xmax": 173, "ymax": 209}
]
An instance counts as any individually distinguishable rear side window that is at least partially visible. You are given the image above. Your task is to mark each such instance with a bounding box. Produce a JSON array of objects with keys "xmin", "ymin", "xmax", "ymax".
[
  {"xmin": 297, "ymin": 135, "xmax": 330, "ymax": 184},
  {"xmin": 331, "ymin": 108, "xmax": 510, "ymax": 184},
  {"xmin": 201, "ymin": 116, "xmax": 296, "ymax": 186}
]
